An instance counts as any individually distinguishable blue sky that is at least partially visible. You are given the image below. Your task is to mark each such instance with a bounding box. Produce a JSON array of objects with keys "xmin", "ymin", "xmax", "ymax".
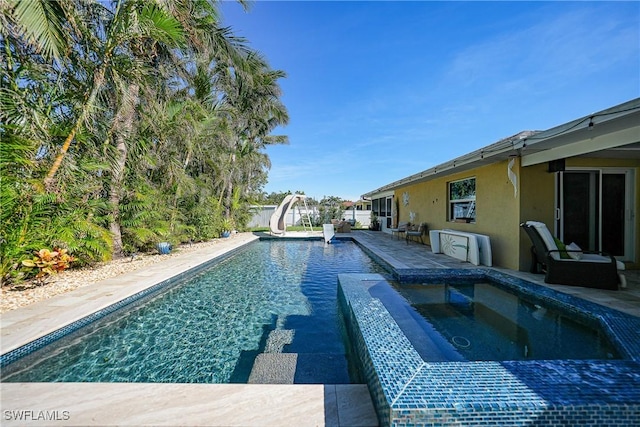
[{"xmin": 219, "ymin": 1, "xmax": 640, "ymax": 202}]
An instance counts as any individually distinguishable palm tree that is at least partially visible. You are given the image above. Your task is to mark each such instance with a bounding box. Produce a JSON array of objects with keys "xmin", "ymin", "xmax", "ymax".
[
  {"xmin": 213, "ymin": 52, "xmax": 289, "ymax": 220},
  {"xmin": 44, "ymin": 1, "xmax": 185, "ymax": 188},
  {"xmin": 107, "ymin": 82, "xmax": 140, "ymax": 255},
  {"xmin": 103, "ymin": 1, "xmax": 257, "ymax": 255},
  {"xmin": 1, "ymin": 0, "xmax": 291, "ymax": 278}
]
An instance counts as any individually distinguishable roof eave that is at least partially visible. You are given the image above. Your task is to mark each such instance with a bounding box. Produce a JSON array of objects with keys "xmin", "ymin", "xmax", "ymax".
[
  {"xmin": 362, "ymin": 130, "xmax": 535, "ymax": 198},
  {"xmin": 362, "ymin": 97, "xmax": 640, "ymax": 199}
]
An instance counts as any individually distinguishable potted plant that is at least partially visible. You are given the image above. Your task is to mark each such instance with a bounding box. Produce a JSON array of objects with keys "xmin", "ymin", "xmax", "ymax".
[
  {"xmin": 156, "ymin": 242, "xmax": 172, "ymax": 254},
  {"xmin": 369, "ymin": 214, "xmax": 380, "ymax": 231},
  {"xmin": 220, "ymin": 218, "xmax": 234, "ymax": 238}
]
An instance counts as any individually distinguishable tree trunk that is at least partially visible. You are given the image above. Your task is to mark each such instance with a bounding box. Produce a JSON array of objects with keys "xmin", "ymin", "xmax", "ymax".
[
  {"xmin": 109, "ymin": 83, "xmax": 139, "ymax": 258},
  {"xmin": 225, "ymin": 180, "xmax": 233, "ymax": 218},
  {"xmin": 44, "ymin": 0, "xmax": 124, "ymax": 188},
  {"xmin": 44, "ymin": 67, "xmax": 106, "ymax": 189}
]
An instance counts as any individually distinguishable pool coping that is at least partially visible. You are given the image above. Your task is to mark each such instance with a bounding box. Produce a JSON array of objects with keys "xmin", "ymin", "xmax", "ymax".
[{"xmin": 337, "ymin": 271, "xmax": 640, "ymax": 426}]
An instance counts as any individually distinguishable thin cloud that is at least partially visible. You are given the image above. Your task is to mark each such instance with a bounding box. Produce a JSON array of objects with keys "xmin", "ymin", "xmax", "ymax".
[{"xmin": 445, "ymin": 6, "xmax": 637, "ymax": 91}]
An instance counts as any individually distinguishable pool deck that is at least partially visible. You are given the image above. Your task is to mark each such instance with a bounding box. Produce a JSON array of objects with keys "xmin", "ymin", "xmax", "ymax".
[{"xmin": 1, "ymin": 230, "xmax": 638, "ymax": 426}]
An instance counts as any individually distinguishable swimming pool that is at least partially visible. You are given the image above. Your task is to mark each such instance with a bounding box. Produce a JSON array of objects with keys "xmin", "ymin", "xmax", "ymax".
[
  {"xmin": 2, "ymin": 240, "xmax": 386, "ymax": 384},
  {"xmin": 3, "ymin": 234, "xmax": 639, "ymax": 426}
]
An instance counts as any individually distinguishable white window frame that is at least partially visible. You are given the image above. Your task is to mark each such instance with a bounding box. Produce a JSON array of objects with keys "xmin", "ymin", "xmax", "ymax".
[{"xmin": 448, "ymin": 177, "xmax": 476, "ymax": 223}]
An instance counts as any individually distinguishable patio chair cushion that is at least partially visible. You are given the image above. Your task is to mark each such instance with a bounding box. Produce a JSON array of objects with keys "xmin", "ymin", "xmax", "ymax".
[
  {"xmin": 565, "ymin": 242, "xmax": 582, "ymax": 260},
  {"xmin": 555, "ymin": 253, "xmax": 625, "ymax": 270},
  {"xmin": 526, "ymin": 221, "xmax": 560, "ymax": 260}
]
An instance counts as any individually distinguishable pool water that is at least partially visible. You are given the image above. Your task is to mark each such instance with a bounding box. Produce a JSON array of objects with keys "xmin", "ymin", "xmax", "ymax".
[
  {"xmin": 388, "ymin": 281, "xmax": 620, "ymax": 361},
  {"xmin": 2, "ymin": 240, "xmax": 385, "ymax": 384}
]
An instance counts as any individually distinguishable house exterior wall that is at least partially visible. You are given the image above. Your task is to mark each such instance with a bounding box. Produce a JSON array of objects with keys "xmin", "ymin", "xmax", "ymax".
[
  {"xmin": 519, "ymin": 163, "xmax": 556, "ymax": 271},
  {"xmin": 395, "ymin": 160, "xmax": 521, "ymax": 269},
  {"xmin": 519, "ymin": 157, "xmax": 639, "ymax": 270},
  {"xmin": 392, "ymin": 156, "xmax": 639, "ymax": 271}
]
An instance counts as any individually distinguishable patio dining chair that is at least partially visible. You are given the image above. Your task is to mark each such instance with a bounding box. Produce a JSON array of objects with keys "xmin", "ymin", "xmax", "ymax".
[
  {"xmin": 406, "ymin": 223, "xmax": 428, "ymax": 245},
  {"xmin": 389, "ymin": 222, "xmax": 408, "ymax": 239},
  {"xmin": 520, "ymin": 221, "xmax": 625, "ymax": 290},
  {"xmin": 336, "ymin": 220, "xmax": 351, "ymax": 233}
]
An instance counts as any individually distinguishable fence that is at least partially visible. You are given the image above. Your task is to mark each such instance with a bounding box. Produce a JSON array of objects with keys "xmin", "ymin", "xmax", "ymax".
[{"xmin": 247, "ymin": 206, "xmax": 372, "ymax": 228}]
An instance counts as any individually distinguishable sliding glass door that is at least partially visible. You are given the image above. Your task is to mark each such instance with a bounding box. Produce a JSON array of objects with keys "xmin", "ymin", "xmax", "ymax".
[{"xmin": 556, "ymin": 168, "xmax": 634, "ymax": 260}]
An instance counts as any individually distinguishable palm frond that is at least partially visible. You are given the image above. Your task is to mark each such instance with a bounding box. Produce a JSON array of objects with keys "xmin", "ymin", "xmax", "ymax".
[
  {"xmin": 11, "ymin": 0, "xmax": 66, "ymax": 60},
  {"xmin": 140, "ymin": 4, "xmax": 185, "ymax": 47}
]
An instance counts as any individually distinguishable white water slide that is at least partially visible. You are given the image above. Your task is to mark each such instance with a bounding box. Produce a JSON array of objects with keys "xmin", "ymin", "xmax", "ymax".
[{"xmin": 269, "ymin": 194, "xmax": 308, "ymax": 235}]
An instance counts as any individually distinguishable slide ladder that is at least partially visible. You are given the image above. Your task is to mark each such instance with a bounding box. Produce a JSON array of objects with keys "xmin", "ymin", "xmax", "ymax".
[
  {"xmin": 297, "ymin": 198, "xmax": 314, "ymax": 233},
  {"xmin": 467, "ymin": 200, "xmax": 476, "ymax": 219}
]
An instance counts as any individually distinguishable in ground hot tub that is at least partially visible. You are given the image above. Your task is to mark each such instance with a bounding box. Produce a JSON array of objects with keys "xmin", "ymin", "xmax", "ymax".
[{"xmin": 338, "ymin": 270, "xmax": 640, "ymax": 426}]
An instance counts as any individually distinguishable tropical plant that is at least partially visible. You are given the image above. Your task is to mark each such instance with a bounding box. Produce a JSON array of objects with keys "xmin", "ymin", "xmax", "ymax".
[
  {"xmin": 21, "ymin": 248, "xmax": 75, "ymax": 280},
  {"xmin": 0, "ymin": 0, "xmax": 289, "ymax": 284},
  {"xmin": 0, "ymin": 0, "xmax": 69, "ymax": 61},
  {"xmin": 369, "ymin": 213, "xmax": 380, "ymax": 231},
  {"xmin": 317, "ymin": 196, "xmax": 346, "ymax": 225}
]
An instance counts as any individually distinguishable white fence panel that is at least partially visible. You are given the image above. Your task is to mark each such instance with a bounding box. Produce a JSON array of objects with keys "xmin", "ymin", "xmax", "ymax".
[
  {"xmin": 248, "ymin": 206, "xmax": 276, "ymax": 228},
  {"xmin": 248, "ymin": 206, "xmax": 372, "ymax": 228}
]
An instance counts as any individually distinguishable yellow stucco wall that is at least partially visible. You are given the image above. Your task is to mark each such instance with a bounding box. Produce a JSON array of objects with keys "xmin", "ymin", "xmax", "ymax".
[
  {"xmin": 518, "ymin": 163, "xmax": 556, "ymax": 271},
  {"xmin": 394, "ymin": 157, "xmax": 639, "ymax": 271},
  {"xmin": 395, "ymin": 160, "xmax": 521, "ymax": 269}
]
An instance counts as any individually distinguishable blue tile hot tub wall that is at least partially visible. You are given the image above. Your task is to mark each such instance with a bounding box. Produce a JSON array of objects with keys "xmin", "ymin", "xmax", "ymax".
[{"xmin": 338, "ymin": 272, "xmax": 640, "ymax": 427}]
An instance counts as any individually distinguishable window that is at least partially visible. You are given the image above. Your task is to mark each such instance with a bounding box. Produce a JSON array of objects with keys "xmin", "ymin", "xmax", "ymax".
[
  {"xmin": 385, "ymin": 196, "xmax": 393, "ymax": 228},
  {"xmin": 372, "ymin": 198, "xmax": 380, "ymax": 216},
  {"xmin": 449, "ymin": 177, "xmax": 476, "ymax": 222}
]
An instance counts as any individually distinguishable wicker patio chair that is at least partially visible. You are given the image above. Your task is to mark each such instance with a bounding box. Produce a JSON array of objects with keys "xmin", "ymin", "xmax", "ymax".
[{"xmin": 520, "ymin": 221, "xmax": 624, "ymax": 290}]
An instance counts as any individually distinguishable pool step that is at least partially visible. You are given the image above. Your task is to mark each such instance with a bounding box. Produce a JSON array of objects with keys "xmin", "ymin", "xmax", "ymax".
[
  {"xmin": 248, "ymin": 353, "xmax": 297, "ymax": 384},
  {"xmin": 264, "ymin": 329, "xmax": 294, "ymax": 353},
  {"xmin": 249, "ymin": 329, "xmax": 297, "ymax": 384},
  {"xmin": 248, "ymin": 353, "xmax": 352, "ymax": 384},
  {"xmin": 249, "ymin": 328, "xmax": 353, "ymax": 384}
]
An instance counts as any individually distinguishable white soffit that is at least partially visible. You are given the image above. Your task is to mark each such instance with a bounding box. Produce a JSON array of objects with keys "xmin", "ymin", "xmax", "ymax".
[
  {"xmin": 521, "ymin": 125, "xmax": 640, "ymax": 167},
  {"xmin": 362, "ymin": 190, "xmax": 395, "ymax": 201}
]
